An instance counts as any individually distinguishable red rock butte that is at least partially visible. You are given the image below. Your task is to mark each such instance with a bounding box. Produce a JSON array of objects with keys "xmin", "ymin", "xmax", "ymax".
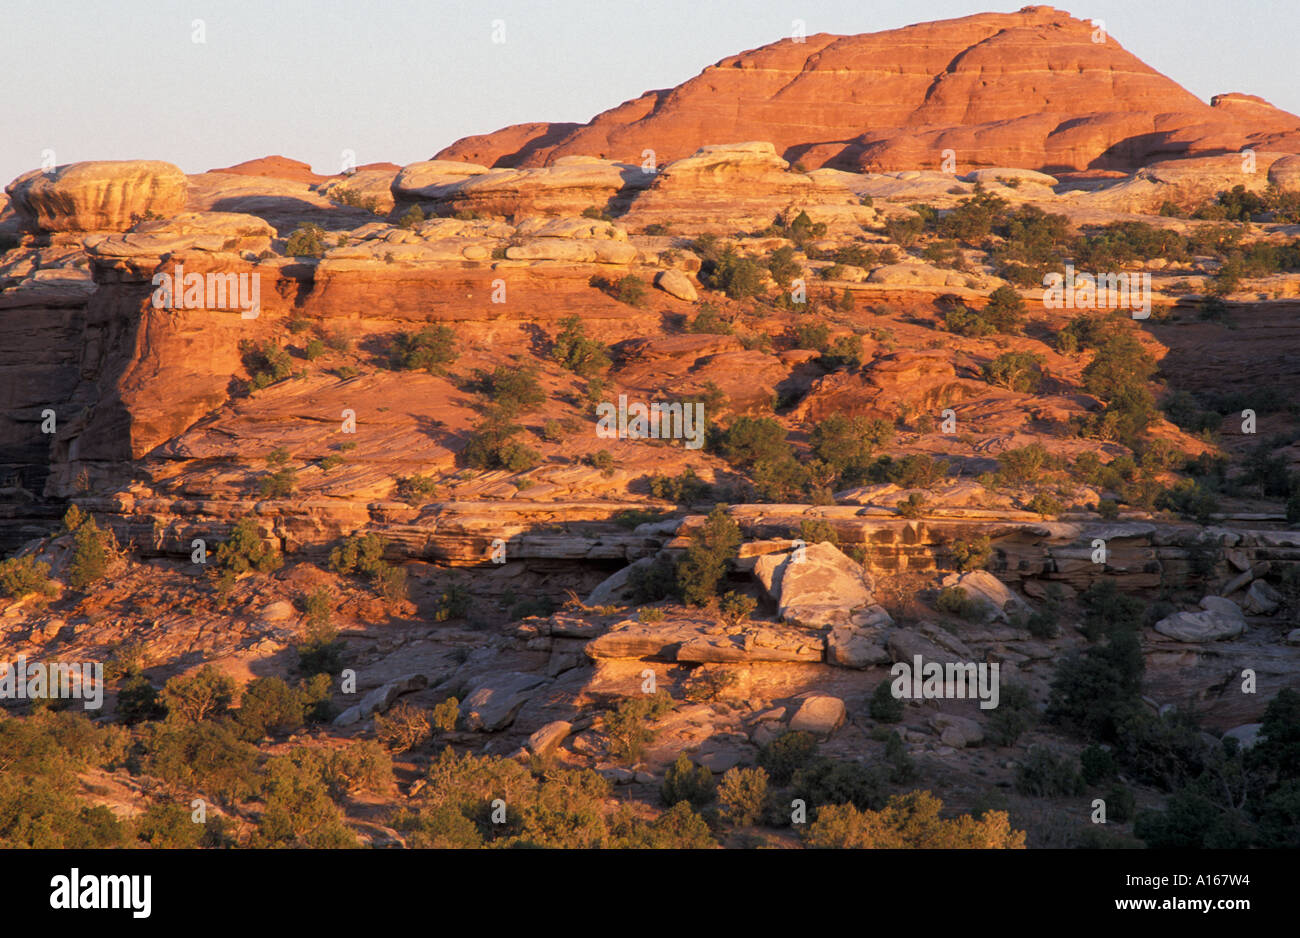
[{"xmin": 436, "ymin": 6, "xmax": 1300, "ymax": 174}]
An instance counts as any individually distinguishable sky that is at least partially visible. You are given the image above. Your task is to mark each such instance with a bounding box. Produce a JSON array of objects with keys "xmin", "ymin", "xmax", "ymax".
[{"xmin": 2, "ymin": 0, "xmax": 1297, "ymax": 186}]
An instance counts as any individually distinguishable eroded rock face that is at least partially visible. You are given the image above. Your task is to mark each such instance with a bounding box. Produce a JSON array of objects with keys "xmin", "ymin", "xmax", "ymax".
[
  {"xmin": 7, "ymin": 161, "xmax": 187, "ymax": 232},
  {"xmin": 435, "ymin": 8, "xmax": 1300, "ymax": 174},
  {"xmin": 1154, "ymin": 596, "xmax": 1247, "ymax": 643}
]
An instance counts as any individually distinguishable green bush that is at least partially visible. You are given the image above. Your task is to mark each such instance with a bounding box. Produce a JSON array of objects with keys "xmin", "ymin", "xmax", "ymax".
[
  {"xmin": 253, "ymin": 748, "xmax": 358, "ymax": 848},
  {"xmin": 757, "ymin": 730, "xmax": 817, "ymax": 786},
  {"xmin": 981, "ymin": 286, "xmax": 1026, "ymax": 333},
  {"xmin": 986, "ymin": 682, "xmax": 1036, "ymax": 747},
  {"xmin": 792, "ymin": 757, "xmax": 889, "ymax": 812},
  {"xmin": 285, "ymin": 223, "xmax": 326, "ymax": 257},
  {"xmin": 215, "ymin": 518, "xmax": 282, "ymax": 577},
  {"xmin": 717, "ymin": 766, "xmax": 769, "ymax": 826},
  {"xmin": 1080, "ymin": 744, "xmax": 1117, "ymax": 785},
  {"xmin": 616, "ymin": 274, "xmax": 647, "ymax": 307},
  {"xmin": 649, "ymin": 467, "xmax": 710, "ymax": 504},
  {"xmin": 983, "ymin": 351, "xmax": 1044, "ymax": 392},
  {"xmin": 461, "ymin": 409, "xmax": 541, "ymax": 472},
  {"xmin": 392, "ymin": 325, "xmax": 457, "ymax": 374},
  {"xmin": 375, "ymin": 701, "xmax": 432, "ymax": 753},
  {"xmin": 705, "ymin": 250, "xmax": 765, "ymax": 299},
  {"xmin": 687, "ymin": 303, "xmax": 733, "ymax": 335},
  {"xmin": 398, "ymin": 204, "xmax": 424, "ymax": 230},
  {"xmin": 950, "ymin": 535, "xmax": 991, "ymax": 572},
  {"xmin": 0, "ymin": 555, "xmax": 57, "ymax": 601},
  {"xmin": 243, "ymin": 340, "xmax": 293, "ymax": 390},
  {"xmin": 676, "ymin": 504, "xmax": 741, "ymax": 606},
  {"xmin": 236, "ymin": 677, "xmax": 306, "ymax": 740},
  {"xmin": 160, "ymin": 666, "xmax": 236, "ymax": 724},
  {"xmin": 551, "ymin": 315, "xmax": 611, "ymax": 377},
  {"xmin": 661, "ymin": 753, "xmax": 715, "ymax": 807},
  {"xmin": 1015, "ymin": 746, "xmax": 1084, "ymax": 797},
  {"xmin": 64, "ymin": 507, "xmax": 116, "ymax": 590},
  {"xmin": 936, "ymin": 585, "xmax": 982, "ymax": 620},
  {"xmin": 767, "ymin": 246, "xmax": 801, "ymax": 288},
  {"xmin": 869, "ymin": 679, "xmax": 903, "ymax": 723},
  {"xmin": 603, "ymin": 692, "xmax": 674, "ymax": 763}
]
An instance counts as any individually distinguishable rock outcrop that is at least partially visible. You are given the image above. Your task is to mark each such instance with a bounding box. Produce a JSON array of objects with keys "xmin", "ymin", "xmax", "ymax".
[
  {"xmin": 7, "ymin": 161, "xmax": 187, "ymax": 232},
  {"xmin": 435, "ymin": 8, "xmax": 1300, "ymax": 174}
]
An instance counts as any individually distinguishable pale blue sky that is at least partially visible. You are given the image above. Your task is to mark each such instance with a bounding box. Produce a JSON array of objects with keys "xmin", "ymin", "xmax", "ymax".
[{"xmin": 3, "ymin": 0, "xmax": 1296, "ymax": 185}]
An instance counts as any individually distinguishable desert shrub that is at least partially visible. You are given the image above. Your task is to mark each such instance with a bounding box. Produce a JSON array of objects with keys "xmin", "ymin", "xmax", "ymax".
[
  {"xmin": 135, "ymin": 801, "xmax": 203, "ymax": 849},
  {"xmin": 509, "ymin": 597, "xmax": 556, "ymax": 620},
  {"xmin": 117, "ymin": 673, "xmax": 164, "ymax": 724},
  {"xmin": 676, "ymin": 504, "xmax": 741, "ymax": 606},
  {"xmin": 243, "ymin": 340, "xmax": 294, "ymax": 390},
  {"xmin": 981, "ymin": 285, "xmax": 1026, "ymax": 333},
  {"xmin": 870, "ymin": 679, "xmax": 903, "ymax": 723},
  {"xmin": 983, "ymin": 351, "xmax": 1043, "ymax": 392},
  {"xmin": 687, "ymin": 303, "xmax": 733, "ymax": 335},
  {"xmin": 1157, "ymin": 479, "xmax": 1220, "ymax": 524},
  {"xmin": 1024, "ymin": 587, "xmax": 1062, "ymax": 639},
  {"xmin": 883, "ymin": 212, "xmax": 924, "ymax": 247},
  {"xmin": 1015, "ymin": 746, "xmax": 1084, "ymax": 797},
  {"xmin": 253, "ymin": 748, "xmax": 358, "ymax": 848},
  {"xmin": 603, "ymin": 692, "xmax": 674, "ymax": 763},
  {"xmin": 792, "ymin": 757, "xmax": 889, "ymax": 812},
  {"xmin": 375, "ymin": 701, "xmax": 432, "ymax": 753},
  {"xmin": 551, "ymin": 315, "xmax": 611, "ymax": 377},
  {"xmin": 160, "ymin": 666, "xmax": 236, "ymax": 724},
  {"xmin": 431, "ymin": 697, "xmax": 460, "ymax": 733},
  {"xmin": 1079, "ymin": 580, "xmax": 1145, "ymax": 642},
  {"xmin": 476, "ymin": 366, "xmax": 545, "ymax": 416},
  {"xmin": 1028, "ymin": 492, "xmax": 1063, "ymax": 517},
  {"xmin": 1080, "ymin": 744, "xmax": 1117, "ymax": 785},
  {"xmin": 612, "ymin": 801, "xmax": 718, "ymax": 848},
  {"xmin": 235, "ymin": 677, "xmax": 305, "ymax": 740},
  {"xmin": 297, "ymin": 589, "xmax": 344, "ymax": 676},
  {"xmin": 392, "ymin": 325, "xmax": 457, "ymax": 374},
  {"xmin": 398, "ymin": 204, "xmax": 424, "ymax": 229},
  {"xmin": 998, "ymin": 442, "xmax": 1051, "ymax": 484},
  {"xmin": 215, "ymin": 518, "xmax": 282, "ymax": 578},
  {"xmin": 803, "ymin": 790, "xmax": 1026, "ymax": 848},
  {"xmin": 0, "ymin": 555, "xmax": 57, "ymax": 600},
  {"xmin": 325, "ymin": 740, "xmax": 394, "ymax": 796},
  {"xmin": 285, "ymin": 223, "xmax": 326, "ymax": 257},
  {"xmin": 950, "ymin": 535, "xmax": 991, "ymax": 572},
  {"xmin": 757, "ymin": 730, "xmax": 818, "ymax": 786},
  {"xmin": 395, "ymin": 473, "xmax": 439, "ymax": 505},
  {"xmin": 896, "ymin": 492, "xmax": 927, "ymax": 519},
  {"xmin": 716, "ymin": 417, "xmax": 790, "ymax": 468},
  {"xmin": 137, "ymin": 719, "xmax": 261, "ymax": 806},
  {"xmin": 62, "ymin": 507, "xmax": 116, "ymax": 590},
  {"xmin": 1081, "ymin": 333, "xmax": 1157, "ymax": 400},
  {"xmin": 943, "ymin": 302, "xmax": 996, "ymax": 337},
  {"xmin": 705, "ymin": 250, "xmax": 765, "ymax": 299},
  {"xmin": 616, "ymin": 274, "xmax": 647, "ymax": 307},
  {"xmin": 718, "ymin": 591, "xmax": 757, "ymax": 626},
  {"xmin": 461, "ymin": 410, "xmax": 540, "ymax": 472},
  {"xmin": 1046, "ymin": 625, "xmax": 1144, "ymax": 743},
  {"xmin": 791, "ymin": 321, "xmax": 830, "ymax": 352},
  {"xmin": 936, "ymin": 585, "xmax": 981, "ymax": 620},
  {"xmin": 628, "ymin": 554, "xmax": 679, "ymax": 604},
  {"xmin": 649, "ymin": 466, "xmax": 710, "ymax": 504},
  {"xmin": 767, "ymin": 245, "xmax": 801, "ymax": 287},
  {"xmin": 985, "ymin": 682, "xmax": 1036, "ymax": 747},
  {"xmin": 821, "ymin": 334, "xmax": 863, "ymax": 370},
  {"xmin": 661, "ymin": 753, "xmax": 715, "ymax": 807},
  {"xmin": 717, "ymin": 766, "xmax": 769, "ymax": 826}
]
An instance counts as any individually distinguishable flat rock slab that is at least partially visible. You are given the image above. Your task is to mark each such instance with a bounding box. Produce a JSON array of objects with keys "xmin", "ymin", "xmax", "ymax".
[
  {"xmin": 460, "ymin": 672, "xmax": 552, "ymax": 732},
  {"xmin": 586, "ymin": 619, "xmax": 823, "ymax": 663},
  {"xmin": 1154, "ymin": 610, "xmax": 1245, "ymax": 643}
]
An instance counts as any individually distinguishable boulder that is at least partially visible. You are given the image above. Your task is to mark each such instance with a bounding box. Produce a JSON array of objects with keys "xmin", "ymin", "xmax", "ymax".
[
  {"xmin": 460, "ymin": 672, "xmax": 551, "ymax": 732},
  {"xmin": 788, "ymin": 695, "xmax": 846, "ymax": 736},
  {"xmin": 655, "ymin": 268, "xmax": 698, "ymax": 301},
  {"xmin": 527, "ymin": 720, "xmax": 573, "ymax": 755},
  {"xmin": 753, "ymin": 541, "xmax": 877, "ymax": 628},
  {"xmin": 333, "ymin": 673, "xmax": 429, "ymax": 726},
  {"xmin": 1242, "ymin": 579, "xmax": 1282, "ymax": 615},
  {"xmin": 930, "ymin": 713, "xmax": 984, "ymax": 748},
  {"xmin": 7, "ymin": 160, "xmax": 187, "ymax": 232},
  {"xmin": 939, "ymin": 570, "xmax": 1030, "ymax": 623}
]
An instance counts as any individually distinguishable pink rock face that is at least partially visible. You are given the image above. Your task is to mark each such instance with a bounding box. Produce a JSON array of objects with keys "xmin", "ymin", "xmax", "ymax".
[
  {"xmin": 6, "ymin": 160, "xmax": 188, "ymax": 232},
  {"xmin": 435, "ymin": 7, "xmax": 1300, "ymax": 174}
]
